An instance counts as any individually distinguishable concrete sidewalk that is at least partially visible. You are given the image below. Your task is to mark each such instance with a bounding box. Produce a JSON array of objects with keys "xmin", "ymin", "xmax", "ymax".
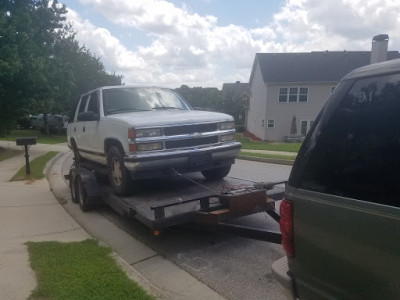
[
  {"xmin": 0, "ymin": 142, "xmax": 90, "ymax": 300},
  {"xmin": 0, "ymin": 141, "xmax": 226, "ymax": 300}
]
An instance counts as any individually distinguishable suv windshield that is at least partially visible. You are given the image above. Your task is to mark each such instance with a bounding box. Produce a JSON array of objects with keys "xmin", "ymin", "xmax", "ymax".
[
  {"xmin": 103, "ymin": 87, "xmax": 192, "ymax": 115},
  {"xmin": 291, "ymin": 73, "xmax": 400, "ymax": 207}
]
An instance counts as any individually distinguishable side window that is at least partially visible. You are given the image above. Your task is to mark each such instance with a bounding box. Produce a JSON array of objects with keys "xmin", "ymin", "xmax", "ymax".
[
  {"xmin": 87, "ymin": 92, "xmax": 99, "ymax": 115},
  {"xmin": 296, "ymin": 73, "xmax": 400, "ymax": 207},
  {"xmin": 77, "ymin": 95, "xmax": 89, "ymax": 121}
]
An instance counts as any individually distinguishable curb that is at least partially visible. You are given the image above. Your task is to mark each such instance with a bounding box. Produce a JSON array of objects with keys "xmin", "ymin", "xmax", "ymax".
[
  {"xmin": 46, "ymin": 152, "xmax": 167, "ymax": 299},
  {"xmin": 47, "ymin": 151, "xmax": 226, "ymax": 300},
  {"xmin": 238, "ymin": 155, "xmax": 294, "ymax": 166}
]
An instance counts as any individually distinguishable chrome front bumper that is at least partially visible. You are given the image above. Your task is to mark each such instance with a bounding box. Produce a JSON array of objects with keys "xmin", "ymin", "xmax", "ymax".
[{"xmin": 124, "ymin": 142, "xmax": 241, "ymax": 178}]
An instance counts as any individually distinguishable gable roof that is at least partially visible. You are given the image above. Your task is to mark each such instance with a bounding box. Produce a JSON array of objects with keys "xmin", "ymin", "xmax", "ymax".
[
  {"xmin": 254, "ymin": 51, "xmax": 400, "ymax": 83},
  {"xmin": 222, "ymin": 81, "xmax": 249, "ymax": 97}
]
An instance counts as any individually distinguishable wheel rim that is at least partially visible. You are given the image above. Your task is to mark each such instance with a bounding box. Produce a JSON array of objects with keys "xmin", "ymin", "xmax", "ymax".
[{"xmin": 111, "ymin": 158, "xmax": 123, "ymax": 187}]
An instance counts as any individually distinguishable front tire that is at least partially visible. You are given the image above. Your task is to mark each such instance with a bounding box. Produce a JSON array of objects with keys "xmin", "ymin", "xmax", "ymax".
[
  {"xmin": 69, "ymin": 174, "xmax": 79, "ymax": 204},
  {"xmin": 201, "ymin": 165, "xmax": 231, "ymax": 180},
  {"xmin": 76, "ymin": 176, "xmax": 90, "ymax": 211},
  {"xmin": 107, "ymin": 146, "xmax": 134, "ymax": 195}
]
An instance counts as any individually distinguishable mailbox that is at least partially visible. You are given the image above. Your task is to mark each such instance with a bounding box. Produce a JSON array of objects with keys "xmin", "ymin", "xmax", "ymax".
[
  {"xmin": 16, "ymin": 136, "xmax": 37, "ymax": 175},
  {"xmin": 16, "ymin": 137, "xmax": 37, "ymax": 146}
]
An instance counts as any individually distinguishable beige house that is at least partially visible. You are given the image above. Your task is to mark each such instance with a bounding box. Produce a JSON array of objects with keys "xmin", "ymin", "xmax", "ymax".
[{"xmin": 246, "ymin": 36, "xmax": 400, "ymax": 141}]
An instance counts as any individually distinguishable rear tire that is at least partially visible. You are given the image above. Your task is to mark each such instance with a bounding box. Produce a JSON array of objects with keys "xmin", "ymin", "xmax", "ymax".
[
  {"xmin": 201, "ymin": 165, "xmax": 231, "ymax": 180},
  {"xmin": 76, "ymin": 176, "xmax": 90, "ymax": 212},
  {"xmin": 107, "ymin": 146, "xmax": 134, "ymax": 195}
]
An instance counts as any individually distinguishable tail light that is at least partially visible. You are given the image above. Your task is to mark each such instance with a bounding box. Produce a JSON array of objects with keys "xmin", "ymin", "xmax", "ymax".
[{"xmin": 280, "ymin": 198, "xmax": 294, "ymax": 257}]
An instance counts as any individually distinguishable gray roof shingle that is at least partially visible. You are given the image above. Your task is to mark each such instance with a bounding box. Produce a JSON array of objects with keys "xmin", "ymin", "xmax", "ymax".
[{"xmin": 256, "ymin": 51, "xmax": 400, "ymax": 83}]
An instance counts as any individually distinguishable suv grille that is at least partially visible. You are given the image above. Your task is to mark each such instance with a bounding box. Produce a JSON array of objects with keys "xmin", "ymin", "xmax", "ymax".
[
  {"xmin": 164, "ymin": 123, "xmax": 218, "ymax": 136},
  {"xmin": 165, "ymin": 136, "xmax": 218, "ymax": 149}
]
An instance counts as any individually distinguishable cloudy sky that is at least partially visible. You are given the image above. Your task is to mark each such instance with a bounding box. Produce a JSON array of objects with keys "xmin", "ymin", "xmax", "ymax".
[{"xmin": 61, "ymin": 0, "xmax": 400, "ymax": 89}]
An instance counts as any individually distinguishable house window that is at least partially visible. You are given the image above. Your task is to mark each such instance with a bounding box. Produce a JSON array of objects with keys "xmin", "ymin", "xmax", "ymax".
[
  {"xmin": 279, "ymin": 87, "xmax": 308, "ymax": 102},
  {"xmin": 301, "ymin": 120, "xmax": 314, "ymax": 136},
  {"xmin": 289, "ymin": 88, "xmax": 298, "ymax": 102},
  {"xmin": 279, "ymin": 88, "xmax": 288, "ymax": 102},
  {"xmin": 299, "ymin": 87, "xmax": 308, "ymax": 102},
  {"xmin": 267, "ymin": 120, "xmax": 275, "ymax": 128}
]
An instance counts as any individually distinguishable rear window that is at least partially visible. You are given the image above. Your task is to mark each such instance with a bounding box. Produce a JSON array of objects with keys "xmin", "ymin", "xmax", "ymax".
[{"xmin": 291, "ymin": 73, "xmax": 400, "ymax": 207}]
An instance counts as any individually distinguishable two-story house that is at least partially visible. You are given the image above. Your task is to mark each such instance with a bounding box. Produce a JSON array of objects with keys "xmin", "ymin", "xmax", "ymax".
[{"xmin": 246, "ymin": 35, "xmax": 400, "ymax": 141}]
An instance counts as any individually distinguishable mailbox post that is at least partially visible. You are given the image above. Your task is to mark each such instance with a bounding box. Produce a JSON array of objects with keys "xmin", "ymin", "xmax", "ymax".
[{"xmin": 16, "ymin": 137, "xmax": 37, "ymax": 175}]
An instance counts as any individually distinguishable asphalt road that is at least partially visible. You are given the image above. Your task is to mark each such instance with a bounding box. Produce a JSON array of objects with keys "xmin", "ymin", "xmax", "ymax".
[{"xmin": 97, "ymin": 159, "xmax": 292, "ymax": 300}]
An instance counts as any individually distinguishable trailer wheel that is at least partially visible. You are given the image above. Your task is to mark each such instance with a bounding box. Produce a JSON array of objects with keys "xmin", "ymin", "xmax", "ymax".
[
  {"xmin": 69, "ymin": 174, "xmax": 79, "ymax": 204},
  {"xmin": 201, "ymin": 165, "xmax": 231, "ymax": 180},
  {"xmin": 76, "ymin": 176, "xmax": 91, "ymax": 211},
  {"xmin": 107, "ymin": 146, "xmax": 133, "ymax": 195}
]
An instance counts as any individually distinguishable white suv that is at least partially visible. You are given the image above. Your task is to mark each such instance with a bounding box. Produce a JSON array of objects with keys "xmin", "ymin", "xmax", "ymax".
[{"xmin": 67, "ymin": 86, "xmax": 241, "ymax": 195}]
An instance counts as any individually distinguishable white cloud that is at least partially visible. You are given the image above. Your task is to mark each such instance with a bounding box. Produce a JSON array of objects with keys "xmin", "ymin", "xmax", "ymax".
[{"xmin": 66, "ymin": 0, "xmax": 400, "ymax": 88}]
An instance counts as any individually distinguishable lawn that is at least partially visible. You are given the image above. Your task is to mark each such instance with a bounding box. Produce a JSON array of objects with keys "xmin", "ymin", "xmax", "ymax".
[
  {"xmin": 236, "ymin": 134, "xmax": 302, "ymax": 152},
  {"xmin": 240, "ymin": 151, "xmax": 297, "ymax": 161},
  {"xmin": 0, "ymin": 129, "xmax": 67, "ymax": 144},
  {"xmin": 27, "ymin": 240, "xmax": 155, "ymax": 300},
  {"xmin": 11, "ymin": 151, "xmax": 58, "ymax": 181},
  {"xmin": 0, "ymin": 147, "xmax": 22, "ymax": 162}
]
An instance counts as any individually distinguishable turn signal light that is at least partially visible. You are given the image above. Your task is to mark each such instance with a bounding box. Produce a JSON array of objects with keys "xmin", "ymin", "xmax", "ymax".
[{"xmin": 128, "ymin": 128, "xmax": 135, "ymax": 140}]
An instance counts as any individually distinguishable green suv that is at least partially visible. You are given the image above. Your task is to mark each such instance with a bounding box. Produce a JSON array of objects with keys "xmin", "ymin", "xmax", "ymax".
[{"xmin": 272, "ymin": 58, "xmax": 400, "ymax": 299}]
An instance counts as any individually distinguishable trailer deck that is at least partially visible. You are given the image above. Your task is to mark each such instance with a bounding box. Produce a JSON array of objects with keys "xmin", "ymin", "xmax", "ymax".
[{"xmin": 64, "ymin": 153, "xmax": 284, "ymax": 243}]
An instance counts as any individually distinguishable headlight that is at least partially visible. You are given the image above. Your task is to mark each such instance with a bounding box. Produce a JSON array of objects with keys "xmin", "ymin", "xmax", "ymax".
[
  {"xmin": 136, "ymin": 128, "xmax": 162, "ymax": 138},
  {"xmin": 220, "ymin": 121, "xmax": 235, "ymax": 130},
  {"xmin": 220, "ymin": 134, "xmax": 235, "ymax": 142},
  {"xmin": 137, "ymin": 142, "xmax": 162, "ymax": 151}
]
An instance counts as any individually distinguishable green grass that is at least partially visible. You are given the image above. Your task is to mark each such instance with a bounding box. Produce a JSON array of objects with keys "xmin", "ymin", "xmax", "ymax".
[
  {"xmin": 11, "ymin": 151, "xmax": 58, "ymax": 181},
  {"xmin": 0, "ymin": 129, "xmax": 66, "ymax": 144},
  {"xmin": 27, "ymin": 240, "xmax": 155, "ymax": 300},
  {"xmin": 240, "ymin": 151, "xmax": 296, "ymax": 161},
  {"xmin": 0, "ymin": 147, "xmax": 22, "ymax": 162},
  {"xmin": 236, "ymin": 134, "xmax": 302, "ymax": 152}
]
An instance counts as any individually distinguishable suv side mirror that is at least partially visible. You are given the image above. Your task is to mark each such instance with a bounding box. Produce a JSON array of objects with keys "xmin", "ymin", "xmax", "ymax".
[{"xmin": 78, "ymin": 111, "xmax": 100, "ymax": 121}]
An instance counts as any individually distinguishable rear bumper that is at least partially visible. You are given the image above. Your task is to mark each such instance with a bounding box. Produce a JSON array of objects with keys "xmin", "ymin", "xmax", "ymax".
[
  {"xmin": 271, "ymin": 256, "xmax": 297, "ymax": 300},
  {"xmin": 123, "ymin": 142, "xmax": 241, "ymax": 179}
]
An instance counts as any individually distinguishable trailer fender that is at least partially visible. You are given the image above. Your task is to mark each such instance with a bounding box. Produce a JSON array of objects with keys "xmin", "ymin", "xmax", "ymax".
[{"xmin": 76, "ymin": 167, "xmax": 102, "ymax": 204}]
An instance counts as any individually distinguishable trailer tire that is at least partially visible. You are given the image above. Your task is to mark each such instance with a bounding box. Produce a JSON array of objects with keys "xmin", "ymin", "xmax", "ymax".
[
  {"xmin": 201, "ymin": 165, "xmax": 231, "ymax": 180},
  {"xmin": 107, "ymin": 146, "xmax": 134, "ymax": 195},
  {"xmin": 76, "ymin": 176, "xmax": 91, "ymax": 211},
  {"xmin": 69, "ymin": 174, "xmax": 79, "ymax": 204}
]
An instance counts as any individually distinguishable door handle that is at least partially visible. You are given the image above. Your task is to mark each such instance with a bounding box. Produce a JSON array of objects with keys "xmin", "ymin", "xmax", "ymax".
[
  {"xmin": 74, "ymin": 127, "xmax": 76, "ymax": 132},
  {"xmin": 83, "ymin": 126, "xmax": 85, "ymax": 132}
]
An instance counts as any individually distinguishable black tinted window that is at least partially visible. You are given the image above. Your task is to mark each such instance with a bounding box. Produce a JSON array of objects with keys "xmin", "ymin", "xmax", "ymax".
[{"xmin": 294, "ymin": 73, "xmax": 400, "ymax": 207}]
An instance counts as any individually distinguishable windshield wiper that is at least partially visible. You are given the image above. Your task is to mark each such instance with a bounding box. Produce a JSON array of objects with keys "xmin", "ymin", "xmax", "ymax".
[
  {"xmin": 152, "ymin": 106, "xmax": 182, "ymax": 110},
  {"xmin": 107, "ymin": 108, "xmax": 152, "ymax": 115}
]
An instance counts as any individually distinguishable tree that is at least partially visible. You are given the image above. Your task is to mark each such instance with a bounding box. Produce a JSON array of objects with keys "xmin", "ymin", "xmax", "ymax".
[
  {"xmin": 0, "ymin": 0, "xmax": 122, "ymax": 135},
  {"xmin": 174, "ymin": 85, "xmax": 245, "ymax": 126}
]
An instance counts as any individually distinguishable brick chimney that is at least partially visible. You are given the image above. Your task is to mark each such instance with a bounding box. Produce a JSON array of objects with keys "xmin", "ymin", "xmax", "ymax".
[{"xmin": 370, "ymin": 34, "xmax": 389, "ymax": 64}]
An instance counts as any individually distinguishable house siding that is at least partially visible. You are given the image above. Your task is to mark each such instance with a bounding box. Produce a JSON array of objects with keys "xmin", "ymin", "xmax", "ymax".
[
  {"xmin": 247, "ymin": 60, "xmax": 267, "ymax": 140},
  {"xmin": 265, "ymin": 82, "xmax": 337, "ymax": 141}
]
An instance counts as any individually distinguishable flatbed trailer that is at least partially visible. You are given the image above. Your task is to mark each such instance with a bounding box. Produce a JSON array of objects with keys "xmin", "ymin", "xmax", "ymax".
[{"xmin": 65, "ymin": 157, "xmax": 285, "ymax": 244}]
